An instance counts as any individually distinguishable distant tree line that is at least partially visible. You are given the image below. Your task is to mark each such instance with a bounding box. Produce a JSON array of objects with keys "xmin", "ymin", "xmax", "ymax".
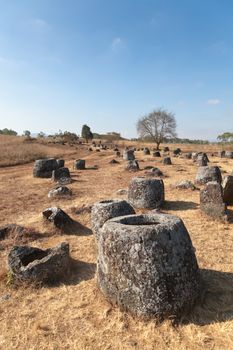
[
  {"xmin": 217, "ymin": 132, "xmax": 233, "ymax": 143},
  {"xmin": 0, "ymin": 128, "xmax": 17, "ymax": 136}
]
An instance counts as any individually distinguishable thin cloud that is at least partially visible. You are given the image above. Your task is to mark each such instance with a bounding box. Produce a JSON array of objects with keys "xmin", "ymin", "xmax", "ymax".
[
  {"xmin": 111, "ymin": 37, "xmax": 125, "ymax": 53},
  {"xmin": 28, "ymin": 18, "xmax": 49, "ymax": 30},
  {"xmin": 207, "ymin": 99, "xmax": 221, "ymax": 105}
]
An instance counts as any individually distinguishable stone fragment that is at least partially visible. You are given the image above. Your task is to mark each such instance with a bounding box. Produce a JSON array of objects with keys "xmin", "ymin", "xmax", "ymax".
[
  {"xmin": 48, "ymin": 186, "xmax": 72, "ymax": 198},
  {"xmin": 0, "ymin": 224, "xmax": 25, "ymax": 240},
  {"xmin": 175, "ymin": 180, "xmax": 196, "ymax": 190},
  {"xmin": 116, "ymin": 189, "xmax": 128, "ymax": 195},
  {"xmin": 8, "ymin": 242, "xmax": 70, "ymax": 284},
  {"xmin": 42, "ymin": 207, "xmax": 73, "ymax": 228},
  {"xmin": 109, "ymin": 159, "xmax": 119, "ymax": 164}
]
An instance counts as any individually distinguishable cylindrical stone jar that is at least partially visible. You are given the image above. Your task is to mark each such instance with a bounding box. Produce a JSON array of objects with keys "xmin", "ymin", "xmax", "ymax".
[
  {"xmin": 56, "ymin": 159, "xmax": 65, "ymax": 168},
  {"xmin": 163, "ymin": 157, "xmax": 172, "ymax": 165},
  {"xmin": 123, "ymin": 150, "xmax": 135, "ymax": 161},
  {"xmin": 128, "ymin": 177, "xmax": 164, "ymax": 209},
  {"xmin": 97, "ymin": 213, "xmax": 200, "ymax": 319},
  {"xmin": 74, "ymin": 159, "xmax": 86, "ymax": 170},
  {"xmin": 33, "ymin": 158, "xmax": 58, "ymax": 178},
  {"xmin": 91, "ymin": 199, "xmax": 135, "ymax": 240},
  {"xmin": 195, "ymin": 166, "xmax": 222, "ymax": 185}
]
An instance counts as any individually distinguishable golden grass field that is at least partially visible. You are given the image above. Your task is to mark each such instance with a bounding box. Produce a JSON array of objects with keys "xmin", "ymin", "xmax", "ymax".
[
  {"xmin": 0, "ymin": 138, "xmax": 233, "ymax": 349},
  {"xmin": 0, "ymin": 135, "xmax": 74, "ymax": 167}
]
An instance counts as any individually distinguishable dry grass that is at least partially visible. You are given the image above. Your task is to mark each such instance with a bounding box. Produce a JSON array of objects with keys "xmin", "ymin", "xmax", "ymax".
[
  {"xmin": 0, "ymin": 135, "xmax": 73, "ymax": 167},
  {"xmin": 0, "ymin": 143, "xmax": 233, "ymax": 349}
]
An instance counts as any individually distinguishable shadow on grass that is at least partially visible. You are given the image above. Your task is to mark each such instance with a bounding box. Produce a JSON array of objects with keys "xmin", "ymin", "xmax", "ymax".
[
  {"xmin": 64, "ymin": 258, "xmax": 96, "ymax": 286},
  {"xmin": 61, "ymin": 221, "xmax": 93, "ymax": 236},
  {"xmin": 164, "ymin": 200, "xmax": 198, "ymax": 211},
  {"xmin": 227, "ymin": 209, "xmax": 233, "ymax": 223},
  {"xmin": 182, "ymin": 269, "xmax": 233, "ymax": 325}
]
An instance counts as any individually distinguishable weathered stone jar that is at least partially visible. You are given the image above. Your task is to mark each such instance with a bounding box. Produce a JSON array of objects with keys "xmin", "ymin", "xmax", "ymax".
[
  {"xmin": 195, "ymin": 166, "xmax": 222, "ymax": 185},
  {"xmin": 33, "ymin": 158, "xmax": 58, "ymax": 178},
  {"xmin": 163, "ymin": 157, "xmax": 172, "ymax": 165},
  {"xmin": 74, "ymin": 159, "xmax": 86, "ymax": 170},
  {"xmin": 8, "ymin": 242, "xmax": 70, "ymax": 284},
  {"xmin": 123, "ymin": 150, "xmax": 135, "ymax": 161},
  {"xmin": 91, "ymin": 199, "xmax": 135, "ymax": 240},
  {"xmin": 97, "ymin": 213, "xmax": 200, "ymax": 319},
  {"xmin": 128, "ymin": 177, "xmax": 164, "ymax": 209}
]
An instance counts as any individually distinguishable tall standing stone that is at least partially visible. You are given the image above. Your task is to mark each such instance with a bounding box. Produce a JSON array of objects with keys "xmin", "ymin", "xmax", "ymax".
[{"xmin": 200, "ymin": 181, "xmax": 227, "ymax": 220}]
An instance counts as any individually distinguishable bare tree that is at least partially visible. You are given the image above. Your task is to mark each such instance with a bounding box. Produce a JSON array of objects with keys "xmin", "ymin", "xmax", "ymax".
[{"xmin": 136, "ymin": 108, "xmax": 177, "ymax": 150}]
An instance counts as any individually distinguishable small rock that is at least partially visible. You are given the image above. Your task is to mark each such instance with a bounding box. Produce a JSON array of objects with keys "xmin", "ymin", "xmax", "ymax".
[
  {"xmin": 175, "ymin": 180, "xmax": 196, "ymax": 190},
  {"xmin": 116, "ymin": 189, "xmax": 128, "ymax": 195},
  {"xmin": 109, "ymin": 159, "xmax": 119, "ymax": 164},
  {"xmin": 146, "ymin": 167, "xmax": 163, "ymax": 177},
  {"xmin": 1, "ymin": 294, "xmax": 11, "ymax": 301},
  {"xmin": 42, "ymin": 207, "xmax": 73, "ymax": 229},
  {"xmin": 144, "ymin": 166, "xmax": 154, "ymax": 170},
  {"xmin": 48, "ymin": 186, "xmax": 72, "ymax": 198},
  {"xmin": 0, "ymin": 224, "xmax": 24, "ymax": 240}
]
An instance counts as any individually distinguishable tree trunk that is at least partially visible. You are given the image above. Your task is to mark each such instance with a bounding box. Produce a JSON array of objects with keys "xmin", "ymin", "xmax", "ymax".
[{"xmin": 156, "ymin": 142, "xmax": 160, "ymax": 150}]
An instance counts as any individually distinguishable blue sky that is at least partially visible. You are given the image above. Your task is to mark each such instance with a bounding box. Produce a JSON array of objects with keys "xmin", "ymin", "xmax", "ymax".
[{"xmin": 0, "ymin": 0, "xmax": 233, "ymax": 140}]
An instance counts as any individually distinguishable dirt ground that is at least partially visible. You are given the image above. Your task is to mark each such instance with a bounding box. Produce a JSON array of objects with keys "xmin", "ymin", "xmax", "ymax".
[{"xmin": 0, "ymin": 144, "xmax": 233, "ymax": 350}]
